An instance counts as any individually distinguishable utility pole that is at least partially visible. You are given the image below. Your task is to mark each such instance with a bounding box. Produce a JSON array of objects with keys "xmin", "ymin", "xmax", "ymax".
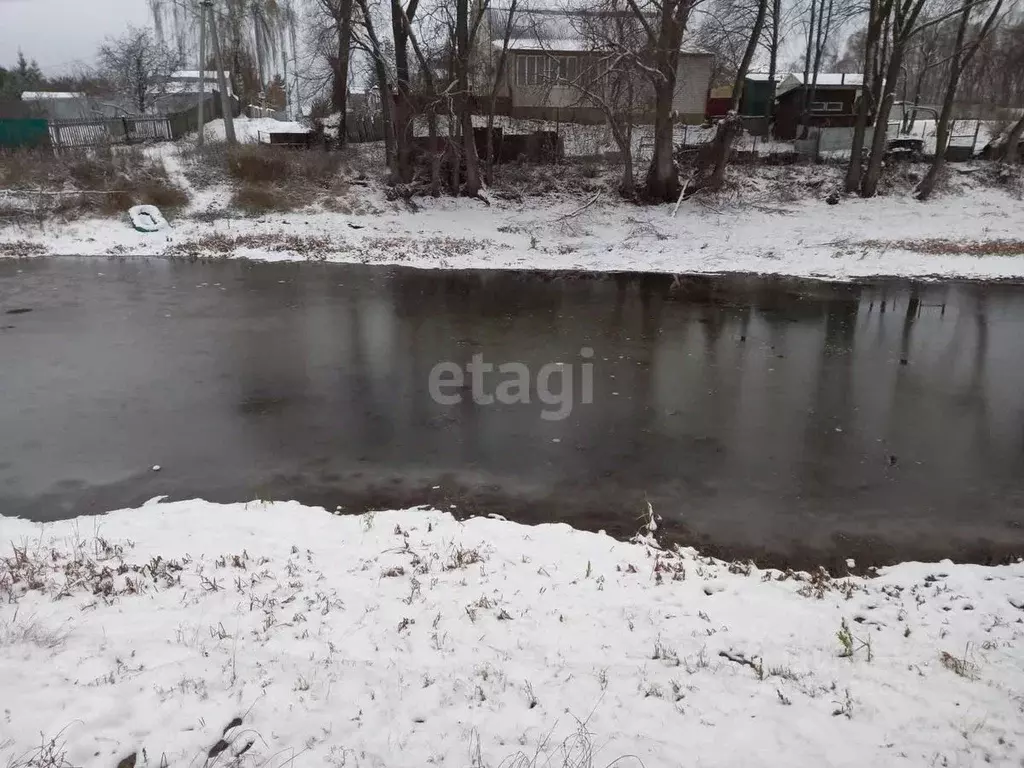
[
  {"xmin": 197, "ymin": 0, "xmax": 207, "ymax": 147},
  {"xmin": 204, "ymin": 0, "xmax": 236, "ymax": 145}
]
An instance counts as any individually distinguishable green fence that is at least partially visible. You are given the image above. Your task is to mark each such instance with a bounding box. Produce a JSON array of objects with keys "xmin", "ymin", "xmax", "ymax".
[{"xmin": 0, "ymin": 118, "xmax": 51, "ymax": 150}]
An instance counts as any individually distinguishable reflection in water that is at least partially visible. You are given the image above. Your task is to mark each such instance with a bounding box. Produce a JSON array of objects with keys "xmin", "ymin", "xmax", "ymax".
[{"xmin": 2, "ymin": 260, "xmax": 1024, "ymax": 566}]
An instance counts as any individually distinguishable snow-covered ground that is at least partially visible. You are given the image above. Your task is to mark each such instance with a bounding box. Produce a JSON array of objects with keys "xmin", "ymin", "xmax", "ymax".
[
  {"xmin": 202, "ymin": 117, "xmax": 311, "ymax": 144},
  {"xmin": 2, "ymin": 135, "xmax": 1023, "ymax": 280},
  {"xmin": 1, "ymin": 499, "xmax": 1022, "ymax": 767},
  {"xmin": 2, "ymin": 166, "xmax": 1023, "ymax": 280}
]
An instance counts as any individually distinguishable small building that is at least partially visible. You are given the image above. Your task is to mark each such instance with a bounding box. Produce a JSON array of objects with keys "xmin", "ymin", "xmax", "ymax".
[
  {"xmin": 740, "ymin": 73, "xmax": 785, "ymax": 117},
  {"xmin": 154, "ymin": 70, "xmax": 237, "ymax": 115},
  {"xmin": 772, "ymin": 73, "xmax": 864, "ymax": 140},
  {"xmin": 19, "ymin": 91, "xmax": 93, "ymax": 119},
  {"xmin": 706, "ymin": 85, "xmax": 732, "ymax": 119},
  {"xmin": 491, "ymin": 38, "xmax": 714, "ymax": 125}
]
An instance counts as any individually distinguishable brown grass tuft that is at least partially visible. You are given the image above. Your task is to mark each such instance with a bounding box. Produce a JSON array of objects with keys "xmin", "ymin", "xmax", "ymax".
[{"xmin": 859, "ymin": 238, "xmax": 1024, "ymax": 256}]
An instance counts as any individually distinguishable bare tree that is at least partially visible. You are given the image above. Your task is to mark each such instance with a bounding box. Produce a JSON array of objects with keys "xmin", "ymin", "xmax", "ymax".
[
  {"xmin": 352, "ymin": 0, "xmax": 399, "ymax": 174},
  {"xmin": 859, "ymin": 0, "xmax": 980, "ymax": 196},
  {"xmin": 570, "ymin": 6, "xmax": 655, "ymax": 197},
  {"xmin": 689, "ymin": 0, "xmax": 767, "ymax": 192},
  {"xmin": 916, "ymin": 0, "xmax": 1005, "ymax": 199},
  {"xmin": 622, "ymin": 0, "xmax": 704, "ymax": 202},
  {"xmin": 482, "ymin": 0, "xmax": 519, "ymax": 184},
  {"xmin": 390, "ymin": 0, "xmax": 422, "ymax": 182},
  {"xmin": 454, "ymin": 0, "xmax": 484, "ymax": 195},
  {"xmin": 844, "ymin": 0, "xmax": 893, "ymax": 192},
  {"xmin": 98, "ymin": 26, "xmax": 181, "ymax": 114},
  {"xmin": 313, "ymin": 0, "xmax": 356, "ymax": 142}
]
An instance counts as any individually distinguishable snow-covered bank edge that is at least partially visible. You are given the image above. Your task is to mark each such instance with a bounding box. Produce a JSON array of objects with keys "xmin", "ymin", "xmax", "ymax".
[
  {"xmin": 3, "ymin": 181, "xmax": 1024, "ymax": 281},
  {"xmin": 2, "ymin": 498, "xmax": 1023, "ymax": 767}
]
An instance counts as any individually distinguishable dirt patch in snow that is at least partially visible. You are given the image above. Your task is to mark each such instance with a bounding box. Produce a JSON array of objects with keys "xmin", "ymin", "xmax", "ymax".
[{"xmin": 861, "ymin": 238, "xmax": 1024, "ymax": 256}]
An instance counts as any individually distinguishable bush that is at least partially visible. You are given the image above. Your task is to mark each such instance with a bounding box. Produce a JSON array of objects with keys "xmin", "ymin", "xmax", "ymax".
[
  {"xmin": 182, "ymin": 143, "xmax": 351, "ymax": 215},
  {"xmin": 226, "ymin": 145, "xmax": 290, "ymax": 183},
  {"xmin": 231, "ymin": 183, "xmax": 305, "ymax": 214}
]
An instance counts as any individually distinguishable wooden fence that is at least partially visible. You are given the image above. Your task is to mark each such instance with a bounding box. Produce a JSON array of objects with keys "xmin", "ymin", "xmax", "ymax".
[{"xmin": 49, "ymin": 116, "xmax": 175, "ymax": 150}]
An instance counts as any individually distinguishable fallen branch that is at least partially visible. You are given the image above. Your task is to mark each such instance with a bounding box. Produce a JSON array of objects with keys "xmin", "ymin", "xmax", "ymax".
[
  {"xmin": 719, "ymin": 650, "xmax": 761, "ymax": 672},
  {"xmin": 550, "ymin": 192, "xmax": 601, "ymax": 223},
  {"xmin": 672, "ymin": 173, "xmax": 695, "ymax": 217}
]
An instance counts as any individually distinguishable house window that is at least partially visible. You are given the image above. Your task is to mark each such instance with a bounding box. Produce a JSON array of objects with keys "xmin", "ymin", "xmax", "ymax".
[
  {"xmin": 515, "ymin": 53, "xmax": 580, "ymax": 86},
  {"xmin": 811, "ymin": 100, "xmax": 844, "ymax": 113},
  {"xmin": 516, "ymin": 55, "xmax": 546, "ymax": 86},
  {"xmin": 552, "ymin": 54, "xmax": 579, "ymax": 83}
]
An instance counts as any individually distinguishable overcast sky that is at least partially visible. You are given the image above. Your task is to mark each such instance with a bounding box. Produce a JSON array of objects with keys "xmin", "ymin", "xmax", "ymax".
[{"xmin": 0, "ymin": 0, "xmax": 152, "ymax": 74}]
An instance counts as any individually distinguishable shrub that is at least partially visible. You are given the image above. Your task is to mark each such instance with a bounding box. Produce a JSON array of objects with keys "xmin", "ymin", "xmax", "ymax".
[
  {"xmin": 231, "ymin": 183, "xmax": 304, "ymax": 214},
  {"xmin": 226, "ymin": 145, "xmax": 290, "ymax": 183}
]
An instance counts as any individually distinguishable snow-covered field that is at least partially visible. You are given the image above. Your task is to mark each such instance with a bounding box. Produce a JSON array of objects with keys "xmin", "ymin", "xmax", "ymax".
[{"xmin": 1, "ymin": 499, "xmax": 1022, "ymax": 767}]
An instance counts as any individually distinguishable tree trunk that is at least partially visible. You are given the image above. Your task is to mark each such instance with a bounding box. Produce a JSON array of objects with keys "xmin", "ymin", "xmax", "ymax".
[
  {"xmin": 861, "ymin": 35, "xmax": 906, "ymax": 197},
  {"xmin": 390, "ymin": 0, "xmax": 417, "ymax": 183},
  {"xmin": 485, "ymin": 0, "xmax": 518, "ymax": 186},
  {"xmin": 845, "ymin": 0, "xmax": 884, "ymax": 193},
  {"xmin": 1001, "ymin": 114, "xmax": 1024, "ymax": 163},
  {"xmin": 706, "ymin": 112, "xmax": 744, "ymax": 190},
  {"xmin": 916, "ymin": 4, "xmax": 969, "ymax": 200},
  {"xmin": 253, "ymin": 8, "xmax": 266, "ymax": 92},
  {"xmin": 918, "ymin": 0, "xmax": 1005, "ymax": 198},
  {"xmin": 644, "ymin": 85, "xmax": 680, "ymax": 202},
  {"xmin": 704, "ymin": 0, "xmax": 769, "ymax": 190},
  {"xmin": 765, "ymin": 0, "xmax": 780, "ymax": 120},
  {"xmin": 456, "ymin": 0, "xmax": 481, "ymax": 196},
  {"xmin": 799, "ymin": 0, "xmax": 818, "ymax": 137},
  {"xmin": 332, "ymin": 0, "xmax": 353, "ymax": 145},
  {"xmin": 374, "ymin": 59, "xmax": 398, "ymax": 178},
  {"xmin": 429, "ymin": 106, "xmax": 441, "ymax": 196}
]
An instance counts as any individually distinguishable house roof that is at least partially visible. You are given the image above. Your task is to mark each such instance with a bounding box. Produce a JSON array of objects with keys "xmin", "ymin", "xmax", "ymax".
[
  {"xmin": 163, "ymin": 71, "xmax": 235, "ymax": 98},
  {"xmin": 497, "ymin": 37, "xmax": 711, "ymax": 55},
  {"xmin": 21, "ymin": 91, "xmax": 85, "ymax": 100},
  {"xmin": 169, "ymin": 70, "xmax": 230, "ymax": 81},
  {"xmin": 746, "ymin": 72, "xmax": 787, "ymax": 82},
  {"xmin": 776, "ymin": 72, "xmax": 864, "ymax": 96}
]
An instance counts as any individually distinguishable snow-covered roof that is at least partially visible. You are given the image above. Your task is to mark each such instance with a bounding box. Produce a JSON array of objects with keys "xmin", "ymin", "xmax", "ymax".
[
  {"xmin": 496, "ymin": 38, "xmax": 711, "ymax": 55},
  {"xmin": 21, "ymin": 91, "xmax": 85, "ymax": 100},
  {"xmin": 163, "ymin": 71, "xmax": 235, "ymax": 98},
  {"xmin": 746, "ymin": 72, "xmax": 787, "ymax": 82},
  {"xmin": 776, "ymin": 72, "xmax": 864, "ymax": 95},
  {"xmin": 169, "ymin": 70, "xmax": 230, "ymax": 81},
  {"xmin": 499, "ymin": 38, "xmax": 587, "ymax": 51}
]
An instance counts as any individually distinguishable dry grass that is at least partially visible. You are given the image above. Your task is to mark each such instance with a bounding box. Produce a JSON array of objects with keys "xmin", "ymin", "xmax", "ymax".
[
  {"xmin": 859, "ymin": 238, "xmax": 1024, "ymax": 256},
  {"xmin": 940, "ymin": 647, "xmax": 979, "ymax": 679},
  {"xmin": 181, "ymin": 143, "xmax": 358, "ymax": 215},
  {"xmin": 166, "ymin": 232, "xmax": 332, "ymax": 260},
  {"xmin": 0, "ymin": 147, "xmax": 188, "ymax": 221},
  {"xmin": 0, "ymin": 241, "xmax": 47, "ymax": 256},
  {"xmin": 491, "ymin": 160, "xmax": 610, "ymax": 201}
]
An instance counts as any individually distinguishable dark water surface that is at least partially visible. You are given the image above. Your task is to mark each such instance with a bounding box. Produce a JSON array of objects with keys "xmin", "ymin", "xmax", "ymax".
[{"xmin": 2, "ymin": 257, "xmax": 1023, "ymax": 567}]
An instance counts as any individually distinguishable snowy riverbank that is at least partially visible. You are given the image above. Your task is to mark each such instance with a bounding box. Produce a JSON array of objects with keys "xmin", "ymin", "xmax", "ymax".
[
  {"xmin": 2, "ymin": 141, "xmax": 1023, "ymax": 280},
  {"xmin": 2, "ymin": 499, "xmax": 1022, "ymax": 767}
]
